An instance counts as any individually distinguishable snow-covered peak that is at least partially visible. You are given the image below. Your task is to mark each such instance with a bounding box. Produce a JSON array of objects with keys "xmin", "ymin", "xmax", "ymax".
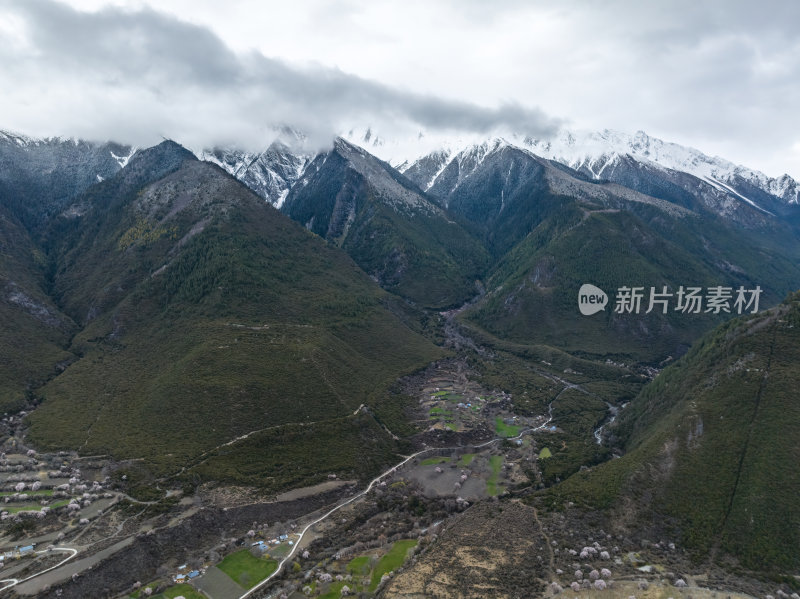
[
  {"xmin": 523, "ymin": 129, "xmax": 798, "ymax": 204},
  {"xmin": 526, "ymin": 129, "xmax": 728, "ymax": 179},
  {"xmin": 0, "ymin": 130, "xmax": 38, "ymax": 147},
  {"xmin": 345, "ymin": 126, "xmax": 798, "ymax": 207},
  {"xmin": 194, "ymin": 136, "xmax": 313, "ymax": 208},
  {"xmin": 341, "ymin": 126, "xmax": 501, "ymax": 170},
  {"xmin": 0, "ymin": 130, "xmax": 87, "ymax": 148},
  {"xmin": 110, "ymin": 147, "xmax": 137, "ymax": 168}
]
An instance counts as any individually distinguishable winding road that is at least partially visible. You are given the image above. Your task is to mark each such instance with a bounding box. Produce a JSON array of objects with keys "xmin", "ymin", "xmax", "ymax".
[
  {"xmin": 0, "ymin": 547, "xmax": 78, "ymax": 593},
  {"xmin": 238, "ymin": 416, "xmax": 557, "ymax": 599}
]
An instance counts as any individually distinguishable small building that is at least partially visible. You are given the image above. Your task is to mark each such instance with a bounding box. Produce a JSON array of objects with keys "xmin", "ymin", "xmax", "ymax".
[{"xmin": 188, "ymin": 570, "xmax": 200, "ymax": 579}]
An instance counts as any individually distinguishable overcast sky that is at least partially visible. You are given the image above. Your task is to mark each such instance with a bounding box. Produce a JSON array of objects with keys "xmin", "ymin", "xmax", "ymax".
[{"xmin": 1, "ymin": 0, "xmax": 798, "ymax": 178}]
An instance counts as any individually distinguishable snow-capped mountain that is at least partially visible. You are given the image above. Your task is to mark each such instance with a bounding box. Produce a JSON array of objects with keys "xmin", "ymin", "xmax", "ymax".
[
  {"xmin": 194, "ymin": 132, "xmax": 313, "ymax": 208},
  {"xmin": 523, "ymin": 129, "xmax": 799, "ymax": 207},
  {"xmin": 0, "ymin": 130, "xmax": 136, "ymax": 168},
  {"xmin": 342, "ymin": 127, "xmax": 799, "ymax": 218},
  {"xmin": 4, "ymin": 124, "xmax": 797, "ymax": 228},
  {"xmin": 0, "ymin": 130, "xmax": 134, "ymax": 224}
]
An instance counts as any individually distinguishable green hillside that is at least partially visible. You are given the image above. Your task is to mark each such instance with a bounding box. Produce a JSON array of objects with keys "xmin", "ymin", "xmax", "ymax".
[
  {"xmin": 26, "ymin": 142, "xmax": 441, "ymax": 488},
  {"xmin": 0, "ymin": 203, "xmax": 75, "ymax": 411},
  {"xmin": 542, "ymin": 293, "xmax": 800, "ymax": 573},
  {"xmin": 466, "ymin": 197, "xmax": 800, "ymax": 362}
]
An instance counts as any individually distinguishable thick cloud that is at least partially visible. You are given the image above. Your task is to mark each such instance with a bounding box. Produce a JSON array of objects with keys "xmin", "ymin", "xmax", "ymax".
[
  {"xmin": 1, "ymin": 0, "xmax": 797, "ymax": 178},
  {"xmin": 0, "ymin": 0, "xmax": 559, "ymax": 150}
]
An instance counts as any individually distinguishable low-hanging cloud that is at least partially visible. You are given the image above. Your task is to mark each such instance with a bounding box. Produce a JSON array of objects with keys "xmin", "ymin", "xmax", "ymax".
[{"xmin": 0, "ymin": 0, "xmax": 561, "ymax": 150}]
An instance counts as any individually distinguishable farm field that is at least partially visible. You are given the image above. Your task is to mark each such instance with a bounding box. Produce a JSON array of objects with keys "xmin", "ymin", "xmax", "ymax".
[
  {"xmin": 217, "ymin": 550, "xmax": 278, "ymax": 589},
  {"xmin": 368, "ymin": 540, "xmax": 419, "ymax": 591}
]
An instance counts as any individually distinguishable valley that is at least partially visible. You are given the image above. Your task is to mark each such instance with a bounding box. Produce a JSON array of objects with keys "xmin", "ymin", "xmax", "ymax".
[
  {"xmin": 1, "ymin": 129, "xmax": 799, "ymax": 599},
  {"xmin": 0, "ymin": 297, "xmax": 790, "ymax": 599}
]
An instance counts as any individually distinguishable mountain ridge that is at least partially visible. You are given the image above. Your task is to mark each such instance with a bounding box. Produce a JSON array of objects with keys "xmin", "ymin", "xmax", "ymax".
[
  {"xmin": 11, "ymin": 140, "xmax": 442, "ymax": 491},
  {"xmin": 342, "ymin": 127, "xmax": 799, "ymax": 216}
]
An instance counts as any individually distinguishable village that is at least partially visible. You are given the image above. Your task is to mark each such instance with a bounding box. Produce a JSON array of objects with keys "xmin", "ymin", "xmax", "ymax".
[
  {"xmin": 0, "ymin": 352, "xmax": 776, "ymax": 599},
  {"xmin": 0, "ymin": 357, "xmax": 566, "ymax": 599},
  {"xmin": 0, "ymin": 349, "xmax": 644, "ymax": 599}
]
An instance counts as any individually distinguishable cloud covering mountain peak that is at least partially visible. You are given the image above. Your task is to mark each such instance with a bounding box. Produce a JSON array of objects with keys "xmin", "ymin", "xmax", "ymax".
[{"xmin": 0, "ymin": 0, "xmax": 560, "ymax": 151}]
